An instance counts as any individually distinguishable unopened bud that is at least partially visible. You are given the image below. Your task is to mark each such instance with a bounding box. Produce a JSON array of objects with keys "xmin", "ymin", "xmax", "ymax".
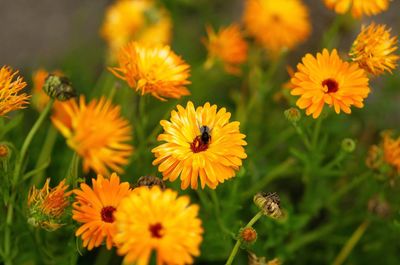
[
  {"xmin": 284, "ymin": 107, "xmax": 301, "ymax": 123},
  {"xmin": 253, "ymin": 192, "xmax": 283, "ymax": 219},
  {"xmin": 43, "ymin": 74, "xmax": 76, "ymax": 101},
  {"xmin": 238, "ymin": 227, "xmax": 257, "ymax": 245},
  {"xmin": 0, "ymin": 144, "xmax": 9, "ymax": 159},
  {"xmin": 135, "ymin": 175, "xmax": 166, "ymax": 190},
  {"xmin": 341, "ymin": 138, "xmax": 356, "ymax": 153}
]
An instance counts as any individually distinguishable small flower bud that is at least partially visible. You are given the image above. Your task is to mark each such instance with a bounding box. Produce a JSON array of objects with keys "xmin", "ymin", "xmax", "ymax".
[
  {"xmin": 239, "ymin": 227, "xmax": 257, "ymax": 245},
  {"xmin": 284, "ymin": 107, "xmax": 301, "ymax": 123},
  {"xmin": 43, "ymin": 74, "xmax": 77, "ymax": 101},
  {"xmin": 368, "ymin": 195, "xmax": 391, "ymax": 219},
  {"xmin": 135, "ymin": 175, "xmax": 166, "ymax": 190},
  {"xmin": 248, "ymin": 252, "xmax": 282, "ymax": 265},
  {"xmin": 253, "ymin": 192, "xmax": 283, "ymax": 219},
  {"xmin": 0, "ymin": 143, "xmax": 10, "ymax": 159},
  {"xmin": 341, "ymin": 138, "xmax": 356, "ymax": 153}
]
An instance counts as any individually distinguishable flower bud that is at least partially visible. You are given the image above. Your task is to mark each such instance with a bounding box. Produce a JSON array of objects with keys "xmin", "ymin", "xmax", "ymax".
[
  {"xmin": 368, "ymin": 195, "xmax": 391, "ymax": 219},
  {"xmin": 238, "ymin": 227, "xmax": 257, "ymax": 245},
  {"xmin": 135, "ymin": 175, "xmax": 166, "ymax": 190},
  {"xmin": 284, "ymin": 107, "xmax": 301, "ymax": 123},
  {"xmin": 0, "ymin": 143, "xmax": 10, "ymax": 159},
  {"xmin": 43, "ymin": 74, "xmax": 77, "ymax": 101},
  {"xmin": 253, "ymin": 192, "xmax": 283, "ymax": 219},
  {"xmin": 341, "ymin": 138, "xmax": 356, "ymax": 153}
]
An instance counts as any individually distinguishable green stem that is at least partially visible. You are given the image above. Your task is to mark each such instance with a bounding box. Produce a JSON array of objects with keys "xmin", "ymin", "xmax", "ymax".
[
  {"xmin": 292, "ymin": 122, "xmax": 312, "ymax": 150},
  {"xmin": 31, "ymin": 126, "xmax": 58, "ymax": 185},
  {"xmin": 210, "ymin": 190, "xmax": 234, "ymax": 237},
  {"xmin": 66, "ymin": 152, "xmax": 80, "ymax": 187},
  {"xmin": 225, "ymin": 211, "xmax": 264, "ymax": 265},
  {"xmin": 13, "ymin": 99, "xmax": 54, "ymax": 185},
  {"xmin": 332, "ymin": 220, "xmax": 370, "ymax": 265},
  {"xmin": 327, "ymin": 172, "xmax": 370, "ymax": 205},
  {"xmin": 311, "ymin": 117, "xmax": 323, "ymax": 150}
]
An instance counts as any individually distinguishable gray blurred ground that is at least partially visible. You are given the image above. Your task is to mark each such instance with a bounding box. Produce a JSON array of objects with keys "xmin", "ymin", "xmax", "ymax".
[{"xmin": 0, "ymin": 0, "xmax": 399, "ymax": 68}]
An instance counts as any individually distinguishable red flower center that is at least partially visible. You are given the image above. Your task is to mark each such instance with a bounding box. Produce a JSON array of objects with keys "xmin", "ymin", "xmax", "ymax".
[
  {"xmin": 149, "ymin": 222, "xmax": 164, "ymax": 238},
  {"xmin": 101, "ymin": 206, "xmax": 116, "ymax": 223},
  {"xmin": 322, "ymin": 78, "xmax": 339, "ymax": 93},
  {"xmin": 190, "ymin": 135, "xmax": 209, "ymax": 153}
]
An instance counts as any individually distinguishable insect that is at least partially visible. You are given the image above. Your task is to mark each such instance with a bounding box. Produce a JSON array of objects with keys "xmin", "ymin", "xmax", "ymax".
[
  {"xmin": 200, "ymin": 125, "xmax": 211, "ymax": 144},
  {"xmin": 43, "ymin": 74, "xmax": 76, "ymax": 101}
]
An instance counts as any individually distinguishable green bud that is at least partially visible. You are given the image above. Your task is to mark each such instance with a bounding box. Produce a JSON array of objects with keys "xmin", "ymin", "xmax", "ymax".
[
  {"xmin": 0, "ymin": 143, "xmax": 10, "ymax": 159},
  {"xmin": 43, "ymin": 74, "xmax": 77, "ymax": 101},
  {"xmin": 253, "ymin": 192, "xmax": 283, "ymax": 219},
  {"xmin": 284, "ymin": 107, "xmax": 301, "ymax": 123},
  {"xmin": 341, "ymin": 138, "xmax": 356, "ymax": 153}
]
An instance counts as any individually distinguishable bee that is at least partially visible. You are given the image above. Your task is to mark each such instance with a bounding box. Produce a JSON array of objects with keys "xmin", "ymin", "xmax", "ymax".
[
  {"xmin": 253, "ymin": 192, "xmax": 283, "ymax": 219},
  {"xmin": 134, "ymin": 175, "xmax": 166, "ymax": 190},
  {"xmin": 43, "ymin": 74, "xmax": 77, "ymax": 101},
  {"xmin": 200, "ymin": 125, "xmax": 211, "ymax": 144}
]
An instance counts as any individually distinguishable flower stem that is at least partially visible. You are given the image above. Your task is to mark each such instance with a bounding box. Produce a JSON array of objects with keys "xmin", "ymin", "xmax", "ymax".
[
  {"xmin": 332, "ymin": 220, "xmax": 370, "ymax": 265},
  {"xmin": 225, "ymin": 211, "xmax": 263, "ymax": 265}
]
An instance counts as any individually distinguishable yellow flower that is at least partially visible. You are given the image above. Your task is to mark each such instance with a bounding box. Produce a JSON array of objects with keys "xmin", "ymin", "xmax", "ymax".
[
  {"xmin": 290, "ymin": 49, "xmax": 370, "ymax": 118},
  {"xmin": 203, "ymin": 24, "xmax": 248, "ymax": 74},
  {"xmin": 101, "ymin": 0, "xmax": 172, "ymax": 60},
  {"xmin": 28, "ymin": 179, "xmax": 71, "ymax": 231},
  {"xmin": 350, "ymin": 23, "xmax": 399, "ymax": 76},
  {"xmin": 72, "ymin": 173, "xmax": 131, "ymax": 250},
  {"xmin": 114, "ymin": 186, "xmax": 203, "ymax": 265},
  {"xmin": 152, "ymin": 101, "xmax": 247, "ymax": 189},
  {"xmin": 323, "ymin": 0, "xmax": 390, "ymax": 17},
  {"xmin": 382, "ymin": 131, "xmax": 400, "ymax": 173},
  {"xmin": 243, "ymin": 0, "xmax": 311, "ymax": 53},
  {"xmin": 110, "ymin": 42, "xmax": 191, "ymax": 101},
  {"xmin": 51, "ymin": 96, "xmax": 133, "ymax": 175},
  {"xmin": 0, "ymin": 66, "xmax": 30, "ymax": 116}
]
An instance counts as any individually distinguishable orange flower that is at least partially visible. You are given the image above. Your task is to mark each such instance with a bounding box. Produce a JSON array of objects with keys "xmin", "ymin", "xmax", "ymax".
[
  {"xmin": 51, "ymin": 96, "xmax": 133, "ymax": 175},
  {"xmin": 27, "ymin": 179, "xmax": 71, "ymax": 231},
  {"xmin": 243, "ymin": 0, "xmax": 311, "ymax": 53},
  {"xmin": 0, "ymin": 66, "xmax": 30, "ymax": 116},
  {"xmin": 323, "ymin": 0, "xmax": 390, "ymax": 17},
  {"xmin": 114, "ymin": 186, "xmax": 203, "ymax": 265},
  {"xmin": 350, "ymin": 23, "xmax": 399, "ymax": 76},
  {"xmin": 152, "ymin": 101, "xmax": 247, "ymax": 189},
  {"xmin": 290, "ymin": 49, "xmax": 370, "ymax": 118},
  {"xmin": 203, "ymin": 24, "xmax": 248, "ymax": 74},
  {"xmin": 110, "ymin": 42, "xmax": 191, "ymax": 100},
  {"xmin": 72, "ymin": 173, "xmax": 131, "ymax": 250},
  {"xmin": 382, "ymin": 131, "xmax": 400, "ymax": 173}
]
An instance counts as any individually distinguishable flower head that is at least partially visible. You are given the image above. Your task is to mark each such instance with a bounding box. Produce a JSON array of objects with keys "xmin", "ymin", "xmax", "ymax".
[
  {"xmin": 110, "ymin": 42, "xmax": 191, "ymax": 101},
  {"xmin": 0, "ymin": 66, "xmax": 30, "ymax": 116},
  {"xmin": 243, "ymin": 0, "xmax": 311, "ymax": 53},
  {"xmin": 27, "ymin": 179, "xmax": 71, "ymax": 231},
  {"xmin": 382, "ymin": 131, "xmax": 400, "ymax": 173},
  {"xmin": 350, "ymin": 23, "xmax": 399, "ymax": 76},
  {"xmin": 32, "ymin": 69, "xmax": 64, "ymax": 111},
  {"xmin": 72, "ymin": 173, "xmax": 131, "ymax": 250},
  {"xmin": 51, "ymin": 96, "xmax": 133, "ymax": 175},
  {"xmin": 323, "ymin": 0, "xmax": 390, "ymax": 18},
  {"xmin": 101, "ymin": 0, "xmax": 172, "ymax": 60},
  {"xmin": 203, "ymin": 24, "xmax": 248, "ymax": 74},
  {"xmin": 0, "ymin": 143, "xmax": 10, "ymax": 159},
  {"xmin": 152, "ymin": 101, "xmax": 247, "ymax": 189},
  {"xmin": 114, "ymin": 186, "xmax": 203, "ymax": 265},
  {"xmin": 290, "ymin": 49, "xmax": 370, "ymax": 118}
]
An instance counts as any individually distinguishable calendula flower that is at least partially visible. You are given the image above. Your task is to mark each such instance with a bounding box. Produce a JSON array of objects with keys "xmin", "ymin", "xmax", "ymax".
[
  {"xmin": 72, "ymin": 173, "xmax": 131, "ymax": 250},
  {"xmin": 0, "ymin": 66, "xmax": 30, "ymax": 116},
  {"xmin": 203, "ymin": 24, "xmax": 248, "ymax": 74},
  {"xmin": 323, "ymin": 0, "xmax": 390, "ymax": 18},
  {"xmin": 51, "ymin": 96, "xmax": 133, "ymax": 175},
  {"xmin": 243, "ymin": 0, "xmax": 311, "ymax": 53},
  {"xmin": 27, "ymin": 178, "xmax": 71, "ymax": 231},
  {"xmin": 114, "ymin": 186, "xmax": 203, "ymax": 265},
  {"xmin": 290, "ymin": 49, "xmax": 370, "ymax": 118},
  {"xmin": 110, "ymin": 42, "xmax": 191, "ymax": 100},
  {"xmin": 101, "ymin": 0, "xmax": 172, "ymax": 60},
  {"xmin": 152, "ymin": 101, "xmax": 247, "ymax": 189},
  {"xmin": 350, "ymin": 23, "xmax": 399, "ymax": 76},
  {"xmin": 382, "ymin": 131, "xmax": 400, "ymax": 173}
]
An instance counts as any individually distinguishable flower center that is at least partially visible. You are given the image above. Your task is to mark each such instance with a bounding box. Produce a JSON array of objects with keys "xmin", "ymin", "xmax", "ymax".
[
  {"xmin": 149, "ymin": 222, "xmax": 164, "ymax": 238},
  {"xmin": 101, "ymin": 206, "xmax": 116, "ymax": 223},
  {"xmin": 322, "ymin": 78, "xmax": 339, "ymax": 93},
  {"xmin": 190, "ymin": 135, "xmax": 209, "ymax": 153}
]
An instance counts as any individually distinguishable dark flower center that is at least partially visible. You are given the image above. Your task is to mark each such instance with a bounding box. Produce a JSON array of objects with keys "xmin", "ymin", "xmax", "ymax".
[
  {"xmin": 190, "ymin": 135, "xmax": 209, "ymax": 153},
  {"xmin": 322, "ymin": 78, "xmax": 339, "ymax": 93},
  {"xmin": 149, "ymin": 222, "xmax": 164, "ymax": 238},
  {"xmin": 101, "ymin": 206, "xmax": 116, "ymax": 223}
]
